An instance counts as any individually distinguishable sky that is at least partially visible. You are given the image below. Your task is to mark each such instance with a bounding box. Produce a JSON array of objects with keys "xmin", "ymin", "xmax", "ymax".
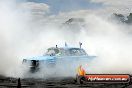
[
  {"xmin": 26, "ymin": 0, "xmax": 103, "ymax": 14},
  {"xmin": 15, "ymin": 0, "xmax": 132, "ymax": 17}
]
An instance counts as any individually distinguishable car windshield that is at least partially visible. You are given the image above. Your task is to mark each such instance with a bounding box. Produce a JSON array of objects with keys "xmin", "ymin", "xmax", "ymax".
[
  {"xmin": 45, "ymin": 47, "xmax": 87, "ymax": 56},
  {"xmin": 46, "ymin": 48, "xmax": 59, "ymax": 56}
]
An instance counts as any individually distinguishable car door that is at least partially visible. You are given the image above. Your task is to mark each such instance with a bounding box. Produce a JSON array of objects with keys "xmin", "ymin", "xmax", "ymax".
[{"xmin": 56, "ymin": 55, "xmax": 94, "ymax": 67}]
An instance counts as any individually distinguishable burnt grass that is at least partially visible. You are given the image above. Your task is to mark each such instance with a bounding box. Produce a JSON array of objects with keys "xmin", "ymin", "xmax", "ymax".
[{"xmin": 0, "ymin": 75, "xmax": 132, "ymax": 88}]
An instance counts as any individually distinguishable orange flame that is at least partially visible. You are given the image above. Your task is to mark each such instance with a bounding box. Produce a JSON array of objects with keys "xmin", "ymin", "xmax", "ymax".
[{"xmin": 77, "ymin": 65, "xmax": 86, "ymax": 76}]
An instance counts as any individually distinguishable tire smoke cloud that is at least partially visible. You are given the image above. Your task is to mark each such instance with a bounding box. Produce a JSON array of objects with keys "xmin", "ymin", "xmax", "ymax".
[{"xmin": 0, "ymin": 0, "xmax": 132, "ymax": 78}]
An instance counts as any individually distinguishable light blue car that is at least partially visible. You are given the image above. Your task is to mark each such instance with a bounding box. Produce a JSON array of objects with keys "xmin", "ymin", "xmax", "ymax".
[{"xmin": 22, "ymin": 46, "xmax": 96, "ymax": 72}]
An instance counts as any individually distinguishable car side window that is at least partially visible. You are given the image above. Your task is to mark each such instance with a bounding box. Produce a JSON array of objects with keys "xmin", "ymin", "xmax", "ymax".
[{"xmin": 69, "ymin": 48, "xmax": 87, "ymax": 56}]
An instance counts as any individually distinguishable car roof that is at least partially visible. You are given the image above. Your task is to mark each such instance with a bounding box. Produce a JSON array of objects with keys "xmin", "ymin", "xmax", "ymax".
[{"xmin": 47, "ymin": 47, "xmax": 83, "ymax": 50}]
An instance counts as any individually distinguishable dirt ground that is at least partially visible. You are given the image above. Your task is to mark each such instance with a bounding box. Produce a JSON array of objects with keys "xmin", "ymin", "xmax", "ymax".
[{"xmin": 0, "ymin": 75, "xmax": 132, "ymax": 88}]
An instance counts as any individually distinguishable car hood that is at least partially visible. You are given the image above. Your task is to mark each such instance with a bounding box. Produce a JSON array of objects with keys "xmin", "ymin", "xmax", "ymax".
[{"xmin": 25, "ymin": 55, "xmax": 55, "ymax": 61}]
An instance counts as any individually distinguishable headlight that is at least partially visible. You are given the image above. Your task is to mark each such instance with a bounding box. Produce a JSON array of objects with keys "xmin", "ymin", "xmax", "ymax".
[{"xmin": 23, "ymin": 59, "xmax": 27, "ymax": 63}]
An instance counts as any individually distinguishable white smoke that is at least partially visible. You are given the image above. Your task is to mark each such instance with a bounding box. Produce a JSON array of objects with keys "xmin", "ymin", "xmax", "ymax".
[
  {"xmin": 0, "ymin": 0, "xmax": 132, "ymax": 78},
  {"xmin": 82, "ymin": 15, "xmax": 132, "ymax": 74}
]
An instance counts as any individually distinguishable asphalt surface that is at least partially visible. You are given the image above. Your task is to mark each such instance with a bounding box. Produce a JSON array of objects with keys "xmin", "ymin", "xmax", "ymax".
[{"xmin": 0, "ymin": 75, "xmax": 132, "ymax": 88}]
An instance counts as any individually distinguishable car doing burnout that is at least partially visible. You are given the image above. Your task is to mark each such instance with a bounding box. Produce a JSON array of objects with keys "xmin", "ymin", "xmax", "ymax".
[{"xmin": 22, "ymin": 44, "xmax": 96, "ymax": 72}]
